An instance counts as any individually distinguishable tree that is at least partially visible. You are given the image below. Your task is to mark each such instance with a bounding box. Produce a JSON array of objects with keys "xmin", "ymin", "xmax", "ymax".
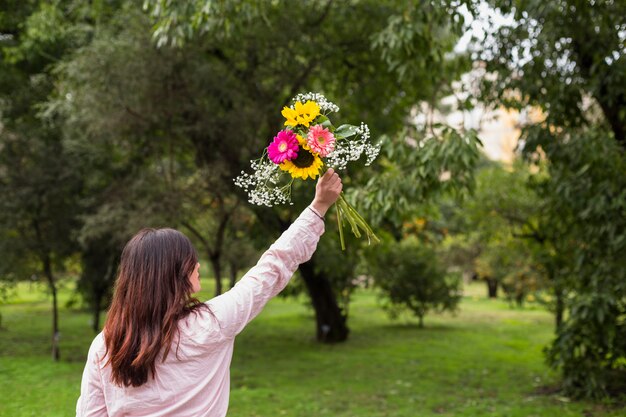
[
  {"xmin": 49, "ymin": 5, "xmax": 240, "ymax": 320},
  {"xmin": 474, "ymin": 236, "xmax": 544, "ymax": 307},
  {"xmin": 0, "ymin": 110, "xmax": 83, "ymax": 361},
  {"xmin": 176, "ymin": 170, "xmax": 241, "ymax": 297},
  {"xmin": 538, "ymin": 128, "xmax": 626, "ymax": 398},
  {"xmin": 475, "ymin": 0, "xmax": 626, "ymax": 148},
  {"xmin": 367, "ymin": 235, "xmax": 461, "ymax": 328},
  {"xmin": 442, "ymin": 163, "xmax": 548, "ymax": 303},
  {"xmin": 0, "ymin": 0, "xmax": 93, "ymax": 359},
  {"xmin": 77, "ymin": 235, "xmax": 120, "ymax": 333},
  {"xmin": 223, "ymin": 228, "xmax": 259, "ymax": 290},
  {"xmin": 53, "ymin": 0, "xmax": 479, "ymax": 343},
  {"xmin": 472, "ymin": 0, "xmax": 626, "ymax": 397}
]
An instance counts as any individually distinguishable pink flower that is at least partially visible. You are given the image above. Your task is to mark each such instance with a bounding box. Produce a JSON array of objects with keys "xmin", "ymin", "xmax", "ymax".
[
  {"xmin": 267, "ymin": 130, "xmax": 299, "ymax": 164},
  {"xmin": 307, "ymin": 125, "xmax": 336, "ymax": 157}
]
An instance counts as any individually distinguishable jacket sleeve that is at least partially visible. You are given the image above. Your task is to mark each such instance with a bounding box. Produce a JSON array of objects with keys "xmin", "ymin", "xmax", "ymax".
[
  {"xmin": 206, "ymin": 207, "xmax": 324, "ymax": 339},
  {"xmin": 76, "ymin": 335, "xmax": 109, "ymax": 417}
]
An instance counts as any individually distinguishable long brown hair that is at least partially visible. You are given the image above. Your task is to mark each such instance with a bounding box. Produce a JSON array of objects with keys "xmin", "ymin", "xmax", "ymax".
[{"xmin": 104, "ymin": 228, "xmax": 205, "ymax": 387}]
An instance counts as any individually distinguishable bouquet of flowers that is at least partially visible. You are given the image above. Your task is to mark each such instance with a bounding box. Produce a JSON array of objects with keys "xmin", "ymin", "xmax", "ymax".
[{"xmin": 234, "ymin": 92, "xmax": 381, "ymax": 250}]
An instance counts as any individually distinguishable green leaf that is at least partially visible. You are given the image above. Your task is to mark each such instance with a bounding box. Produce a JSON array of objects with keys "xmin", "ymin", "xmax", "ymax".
[
  {"xmin": 334, "ymin": 124, "xmax": 359, "ymax": 139},
  {"xmin": 315, "ymin": 115, "xmax": 333, "ymax": 130}
]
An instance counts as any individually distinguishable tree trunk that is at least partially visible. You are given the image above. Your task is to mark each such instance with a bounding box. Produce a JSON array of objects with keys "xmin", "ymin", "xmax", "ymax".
[
  {"xmin": 299, "ymin": 260, "xmax": 349, "ymax": 343},
  {"xmin": 418, "ymin": 315, "xmax": 424, "ymax": 328},
  {"xmin": 515, "ymin": 292, "xmax": 524, "ymax": 307},
  {"xmin": 180, "ymin": 218, "xmax": 229, "ymax": 297},
  {"xmin": 486, "ymin": 278, "xmax": 498, "ymax": 299},
  {"xmin": 229, "ymin": 261, "xmax": 237, "ymax": 289},
  {"xmin": 51, "ymin": 288, "xmax": 60, "ymax": 361},
  {"xmin": 210, "ymin": 255, "xmax": 223, "ymax": 296},
  {"xmin": 210, "ymin": 209, "xmax": 231, "ymax": 297},
  {"xmin": 43, "ymin": 256, "xmax": 60, "ymax": 361},
  {"xmin": 248, "ymin": 207, "xmax": 349, "ymax": 343},
  {"xmin": 555, "ymin": 285, "xmax": 564, "ymax": 330},
  {"xmin": 92, "ymin": 293, "xmax": 101, "ymax": 334}
]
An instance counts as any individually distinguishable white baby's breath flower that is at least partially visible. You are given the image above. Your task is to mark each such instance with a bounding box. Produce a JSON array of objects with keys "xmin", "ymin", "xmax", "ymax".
[
  {"xmin": 325, "ymin": 122, "xmax": 381, "ymax": 170},
  {"xmin": 234, "ymin": 158, "xmax": 290, "ymax": 207},
  {"xmin": 293, "ymin": 92, "xmax": 340, "ymax": 114}
]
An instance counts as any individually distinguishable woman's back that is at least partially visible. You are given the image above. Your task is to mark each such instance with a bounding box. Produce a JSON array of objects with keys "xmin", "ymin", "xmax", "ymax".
[
  {"xmin": 76, "ymin": 169, "xmax": 341, "ymax": 417},
  {"xmin": 81, "ymin": 307, "xmax": 234, "ymax": 417},
  {"xmin": 77, "ymin": 207, "xmax": 326, "ymax": 417}
]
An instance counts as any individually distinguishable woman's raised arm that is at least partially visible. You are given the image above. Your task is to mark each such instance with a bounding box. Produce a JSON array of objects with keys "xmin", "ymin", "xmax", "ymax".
[{"xmin": 206, "ymin": 169, "xmax": 342, "ymax": 339}]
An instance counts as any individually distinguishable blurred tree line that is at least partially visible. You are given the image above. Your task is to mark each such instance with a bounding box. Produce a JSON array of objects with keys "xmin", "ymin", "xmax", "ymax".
[
  {"xmin": 472, "ymin": 0, "xmax": 626, "ymax": 399},
  {"xmin": 1, "ymin": 0, "xmax": 624, "ymax": 400},
  {"xmin": 0, "ymin": 0, "xmax": 479, "ymax": 355}
]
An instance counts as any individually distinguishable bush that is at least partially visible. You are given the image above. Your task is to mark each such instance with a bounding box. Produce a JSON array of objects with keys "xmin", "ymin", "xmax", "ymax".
[
  {"xmin": 367, "ymin": 236, "xmax": 461, "ymax": 327},
  {"xmin": 537, "ymin": 130, "xmax": 626, "ymax": 398}
]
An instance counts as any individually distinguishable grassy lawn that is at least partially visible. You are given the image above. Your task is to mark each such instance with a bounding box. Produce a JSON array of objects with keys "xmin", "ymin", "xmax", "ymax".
[{"xmin": 0, "ymin": 278, "xmax": 622, "ymax": 417}]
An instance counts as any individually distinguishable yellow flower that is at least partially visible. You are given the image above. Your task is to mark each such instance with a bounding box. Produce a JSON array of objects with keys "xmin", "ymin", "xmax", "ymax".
[
  {"xmin": 281, "ymin": 100, "xmax": 320, "ymax": 127},
  {"xmin": 280, "ymin": 136, "xmax": 323, "ymax": 180}
]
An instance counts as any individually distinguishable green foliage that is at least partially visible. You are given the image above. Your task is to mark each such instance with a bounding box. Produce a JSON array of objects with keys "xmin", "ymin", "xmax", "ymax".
[
  {"xmin": 0, "ymin": 0, "xmax": 188, "ymax": 341},
  {"xmin": 475, "ymin": 0, "xmax": 626, "ymax": 145},
  {"xmin": 50, "ymin": 0, "xmax": 483, "ymax": 340},
  {"xmin": 367, "ymin": 236, "xmax": 461, "ymax": 327},
  {"xmin": 2, "ymin": 0, "xmax": 483, "ymax": 346},
  {"xmin": 373, "ymin": 2, "xmax": 469, "ymax": 90},
  {"xmin": 142, "ymin": 0, "xmax": 265, "ymax": 47},
  {"xmin": 76, "ymin": 235, "xmax": 119, "ymax": 332},
  {"xmin": 354, "ymin": 126, "xmax": 483, "ymax": 229},
  {"xmin": 472, "ymin": 0, "xmax": 626, "ymax": 397},
  {"xmin": 0, "ymin": 0, "xmax": 85, "ymax": 284},
  {"xmin": 439, "ymin": 161, "xmax": 549, "ymax": 307},
  {"xmin": 537, "ymin": 128, "xmax": 626, "ymax": 398},
  {"xmin": 474, "ymin": 237, "xmax": 544, "ymax": 307}
]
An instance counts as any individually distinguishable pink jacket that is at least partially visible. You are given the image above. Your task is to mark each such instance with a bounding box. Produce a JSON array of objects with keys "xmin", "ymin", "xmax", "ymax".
[{"xmin": 76, "ymin": 208, "xmax": 324, "ymax": 417}]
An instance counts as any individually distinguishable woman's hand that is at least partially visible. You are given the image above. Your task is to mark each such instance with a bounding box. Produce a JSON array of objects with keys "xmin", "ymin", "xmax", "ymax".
[{"xmin": 310, "ymin": 168, "xmax": 343, "ymax": 217}]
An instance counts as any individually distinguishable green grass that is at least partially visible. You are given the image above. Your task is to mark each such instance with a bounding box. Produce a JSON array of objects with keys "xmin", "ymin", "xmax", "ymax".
[{"xmin": 0, "ymin": 279, "xmax": 623, "ymax": 417}]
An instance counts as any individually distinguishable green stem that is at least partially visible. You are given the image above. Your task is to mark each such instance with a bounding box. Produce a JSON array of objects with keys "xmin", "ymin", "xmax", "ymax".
[
  {"xmin": 335, "ymin": 193, "xmax": 380, "ymax": 248},
  {"xmin": 320, "ymin": 164, "xmax": 379, "ymax": 249},
  {"xmin": 335, "ymin": 202, "xmax": 346, "ymax": 251}
]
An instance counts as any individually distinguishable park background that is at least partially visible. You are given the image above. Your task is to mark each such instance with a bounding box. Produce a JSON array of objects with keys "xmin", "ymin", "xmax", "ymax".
[{"xmin": 0, "ymin": 1, "xmax": 624, "ymax": 416}]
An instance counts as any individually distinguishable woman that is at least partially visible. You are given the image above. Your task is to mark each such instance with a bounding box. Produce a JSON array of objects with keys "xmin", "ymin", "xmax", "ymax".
[{"xmin": 76, "ymin": 169, "xmax": 342, "ymax": 417}]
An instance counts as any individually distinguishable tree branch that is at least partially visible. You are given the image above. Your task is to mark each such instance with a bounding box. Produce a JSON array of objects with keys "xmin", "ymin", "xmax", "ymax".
[
  {"xmin": 181, "ymin": 220, "xmax": 214, "ymax": 256},
  {"xmin": 308, "ymin": 0, "xmax": 334, "ymax": 27}
]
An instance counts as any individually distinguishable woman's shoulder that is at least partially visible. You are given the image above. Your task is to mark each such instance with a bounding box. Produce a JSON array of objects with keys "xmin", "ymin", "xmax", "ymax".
[
  {"xmin": 91, "ymin": 332, "xmax": 105, "ymax": 350},
  {"xmin": 178, "ymin": 302, "xmax": 226, "ymax": 344},
  {"xmin": 84, "ymin": 332, "xmax": 107, "ymax": 365}
]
